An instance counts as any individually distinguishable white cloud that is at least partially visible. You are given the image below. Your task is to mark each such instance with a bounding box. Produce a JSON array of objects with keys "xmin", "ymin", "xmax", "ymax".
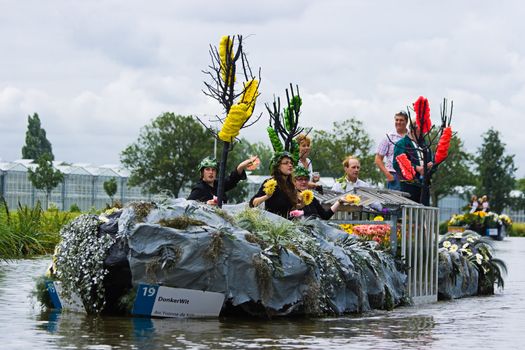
[{"xmin": 0, "ymin": 0, "xmax": 524, "ymax": 178}]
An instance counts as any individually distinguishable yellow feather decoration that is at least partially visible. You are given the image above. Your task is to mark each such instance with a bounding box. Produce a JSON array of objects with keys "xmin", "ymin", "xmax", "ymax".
[
  {"xmin": 219, "ymin": 36, "xmax": 234, "ymax": 83},
  {"xmin": 218, "ymin": 79, "xmax": 259, "ymax": 142},
  {"xmin": 263, "ymin": 178, "xmax": 277, "ymax": 196},
  {"xmin": 302, "ymin": 190, "xmax": 314, "ymax": 206}
]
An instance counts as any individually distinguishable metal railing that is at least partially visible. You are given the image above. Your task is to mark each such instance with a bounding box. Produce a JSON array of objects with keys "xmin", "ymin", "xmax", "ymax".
[{"xmin": 400, "ymin": 205, "xmax": 439, "ymax": 304}]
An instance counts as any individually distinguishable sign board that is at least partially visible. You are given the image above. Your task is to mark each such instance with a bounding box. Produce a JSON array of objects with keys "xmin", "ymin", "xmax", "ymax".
[
  {"xmin": 132, "ymin": 284, "xmax": 225, "ymax": 318},
  {"xmin": 45, "ymin": 280, "xmax": 86, "ymax": 313},
  {"xmin": 487, "ymin": 228, "xmax": 499, "ymax": 237}
]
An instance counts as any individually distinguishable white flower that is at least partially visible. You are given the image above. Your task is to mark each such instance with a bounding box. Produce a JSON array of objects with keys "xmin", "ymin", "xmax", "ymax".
[
  {"xmin": 475, "ymin": 253, "xmax": 483, "ymax": 265},
  {"xmin": 449, "ymin": 244, "xmax": 458, "ymax": 253},
  {"xmin": 443, "ymin": 241, "xmax": 451, "ymax": 248},
  {"xmin": 467, "ymin": 237, "xmax": 475, "ymax": 243},
  {"xmin": 462, "ymin": 243, "xmax": 469, "ymax": 249},
  {"xmin": 453, "ymin": 233, "xmax": 463, "ymax": 239}
]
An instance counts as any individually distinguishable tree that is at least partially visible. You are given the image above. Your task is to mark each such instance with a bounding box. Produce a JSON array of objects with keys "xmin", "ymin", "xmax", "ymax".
[
  {"xmin": 429, "ymin": 133, "xmax": 475, "ymax": 206},
  {"xmin": 28, "ymin": 154, "xmax": 64, "ymax": 209},
  {"xmin": 120, "ymin": 113, "xmax": 214, "ymax": 197},
  {"xmin": 22, "ymin": 113, "xmax": 54, "ymax": 160},
  {"xmin": 475, "ymin": 128, "xmax": 516, "ymax": 213},
  {"xmin": 310, "ymin": 118, "xmax": 381, "ymax": 183},
  {"xmin": 103, "ymin": 178, "xmax": 118, "ymax": 204}
]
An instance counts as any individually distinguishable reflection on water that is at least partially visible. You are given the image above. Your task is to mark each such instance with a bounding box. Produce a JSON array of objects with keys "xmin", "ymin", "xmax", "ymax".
[{"xmin": 1, "ymin": 238, "xmax": 525, "ymax": 349}]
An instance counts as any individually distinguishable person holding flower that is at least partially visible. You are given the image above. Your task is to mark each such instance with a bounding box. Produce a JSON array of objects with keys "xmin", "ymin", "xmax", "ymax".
[
  {"xmin": 188, "ymin": 155, "xmax": 257, "ymax": 205},
  {"xmin": 294, "ymin": 167, "xmax": 341, "ymax": 219},
  {"xmin": 331, "ymin": 155, "xmax": 371, "ymax": 193},
  {"xmin": 249, "ymin": 152, "xmax": 298, "ymax": 218}
]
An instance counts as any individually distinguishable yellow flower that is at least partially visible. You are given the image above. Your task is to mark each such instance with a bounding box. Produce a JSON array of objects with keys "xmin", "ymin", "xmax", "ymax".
[
  {"xmin": 263, "ymin": 178, "xmax": 277, "ymax": 196},
  {"xmin": 339, "ymin": 224, "xmax": 354, "ymax": 234},
  {"xmin": 302, "ymin": 190, "xmax": 314, "ymax": 206},
  {"xmin": 449, "ymin": 244, "xmax": 458, "ymax": 253},
  {"xmin": 219, "ymin": 36, "xmax": 234, "ymax": 83},
  {"xmin": 373, "ymin": 215, "xmax": 384, "ymax": 221},
  {"xmin": 345, "ymin": 194, "xmax": 361, "ymax": 205}
]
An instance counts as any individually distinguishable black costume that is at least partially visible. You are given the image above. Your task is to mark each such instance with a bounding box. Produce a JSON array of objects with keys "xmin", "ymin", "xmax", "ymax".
[
  {"xmin": 187, "ymin": 169, "xmax": 246, "ymax": 203},
  {"xmin": 249, "ymin": 178, "xmax": 294, "ymax": 218},
  {"xmin": 303, "ymin": 197, "xmax": 334, "ymax": 220}
]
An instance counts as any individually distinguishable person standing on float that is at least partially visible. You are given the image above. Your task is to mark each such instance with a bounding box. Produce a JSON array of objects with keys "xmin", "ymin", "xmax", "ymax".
[
  {"xmin": 331, "ymin": 155, "xmax": 371, "ymax": 193},
  {"xmin": 375, "ymin": 111, "xmax": 408, "ymax": 191}
]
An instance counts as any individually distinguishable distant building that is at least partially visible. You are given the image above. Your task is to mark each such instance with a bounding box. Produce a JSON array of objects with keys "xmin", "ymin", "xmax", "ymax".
[{"xmin": 0, "ymin": 159, "xmax": 151, "ymax": 211}]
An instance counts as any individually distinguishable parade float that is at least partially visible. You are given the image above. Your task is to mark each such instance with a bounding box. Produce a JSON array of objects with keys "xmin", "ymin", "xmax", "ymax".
[
  {"xmin": 448, "ymin": 211, "xmax": 512, "ymax": 241},
  {"xmin": 35, "ymin": 36, "xmax": 506, "ymax": 319}
]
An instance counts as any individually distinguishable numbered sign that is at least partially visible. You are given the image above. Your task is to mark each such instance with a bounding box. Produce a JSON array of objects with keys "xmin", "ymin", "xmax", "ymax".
[
  {"xmin": 132, "ymin": 284, "xmax": 224, "ymax": 318},
  {"xmin": 45, "ymin": 280, "xmax": 86, "ymax": 313}
]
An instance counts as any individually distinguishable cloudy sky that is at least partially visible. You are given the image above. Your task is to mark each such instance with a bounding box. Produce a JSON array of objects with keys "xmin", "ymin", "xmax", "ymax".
[{"xmin": 1, "ymin": 0, "xmax": 524, "ymax": 177}]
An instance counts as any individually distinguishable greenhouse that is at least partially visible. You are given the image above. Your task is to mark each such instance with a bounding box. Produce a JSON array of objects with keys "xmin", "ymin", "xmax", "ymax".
[{"xmin": 0, "ymin": 159, "xmax": 151, "ymax": 211}]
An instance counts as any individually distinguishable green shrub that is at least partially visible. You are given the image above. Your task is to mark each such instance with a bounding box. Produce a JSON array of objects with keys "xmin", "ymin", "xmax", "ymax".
[
  {"xmin": 69, "ymin": 203, "xmax": 81, "ymax": 212},
  {"xmin": 439, "ymin": 221, "xmax": 449, "ymax": 235},
  {"xmin": 0, "ymin": 199, "xmax": 80, "ymax": 259},
  {"xmin": 508, "ymin": 223, "xmax": 525, "ymax": 237}
]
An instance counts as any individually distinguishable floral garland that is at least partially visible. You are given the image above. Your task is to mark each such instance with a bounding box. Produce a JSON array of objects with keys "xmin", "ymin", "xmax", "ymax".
[
  {"xmin": 54, "ymin": 214, "xmax": 114, "ymax": 314},
  {"xmin": 263, "ymin": 178, "xmax": 277, "ymax": 196}
]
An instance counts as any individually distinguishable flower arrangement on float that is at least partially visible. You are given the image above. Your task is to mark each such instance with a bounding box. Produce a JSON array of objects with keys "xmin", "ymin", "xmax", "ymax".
[{"xmin": 439, "ymin": 230, "xmax": 507, "ymax": 294}]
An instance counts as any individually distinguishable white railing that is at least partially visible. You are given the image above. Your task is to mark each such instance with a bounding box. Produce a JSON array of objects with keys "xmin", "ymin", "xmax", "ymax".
[{"xmin": 400, "ymin": 205, "xmax": 439, "ymax": 304}]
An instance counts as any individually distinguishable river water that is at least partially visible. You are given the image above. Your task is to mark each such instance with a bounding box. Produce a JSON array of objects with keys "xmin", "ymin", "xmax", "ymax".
[{"xmin": 1, "ymin": 238, "xmax": 524, "ymax": 350}]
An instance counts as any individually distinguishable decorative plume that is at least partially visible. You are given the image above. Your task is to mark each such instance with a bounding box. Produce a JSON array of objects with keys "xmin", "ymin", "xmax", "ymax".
[
  {"xmin": 219, "ymin": 36, "xmax": 234, "ymax": 83},
  {"xmin": 435, "ymin": 127, "xmax": 452, "ymax": 164},
  {"xmin": 218, "ymin": 79, "xmax": 259, "ymax": 142},
  {"xmin": 413, "ymin": 96, "xmax": 431, "ymax": 133},
  {"xmin": 396, "ymin": 154, "xmax": 416, "ymax": 181}
]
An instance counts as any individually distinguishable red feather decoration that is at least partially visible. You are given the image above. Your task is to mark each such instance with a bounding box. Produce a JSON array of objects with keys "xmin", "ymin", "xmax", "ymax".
[
  {"xmin": 396, "ymin": 154, "xmax": 416, "ymax": 181},
  {"xmin": 413, "ymin": 96, "xmax": 431, "ymax": 133},
  {"xmin": 435, "ymin": 127, "xmax": 452, "ymax": 164}
]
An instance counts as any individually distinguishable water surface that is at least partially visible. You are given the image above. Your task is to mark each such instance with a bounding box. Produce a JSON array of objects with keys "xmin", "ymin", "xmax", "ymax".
[{"xmin": 1, "ymin": 238, "xmax": 524, "ymax": 349}]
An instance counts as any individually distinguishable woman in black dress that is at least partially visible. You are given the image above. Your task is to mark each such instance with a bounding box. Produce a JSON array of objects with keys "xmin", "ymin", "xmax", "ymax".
[{"xmin": 249, "ymin": 152, "xmax": 298, "ymax": 218}]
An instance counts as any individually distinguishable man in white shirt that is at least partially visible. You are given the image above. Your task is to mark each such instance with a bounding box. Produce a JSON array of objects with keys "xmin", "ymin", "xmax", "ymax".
[
  {"xmin": 332, "ymin": 155, "xmax": 370, "ymax": 193},
  {"xmin": 374, "ymin": 111, "xmax": 408, "ymax": 190}
]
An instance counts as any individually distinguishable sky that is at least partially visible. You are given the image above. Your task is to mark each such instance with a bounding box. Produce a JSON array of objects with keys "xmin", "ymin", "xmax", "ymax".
[{"xmin": 0, "ymin": 0, "xmax": 524, "ymax": 177}]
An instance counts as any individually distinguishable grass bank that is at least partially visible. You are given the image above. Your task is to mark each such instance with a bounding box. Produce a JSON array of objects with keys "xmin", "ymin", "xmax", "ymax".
[
  {"xmin": 0, "ymin": 200, "xmax": 80, "ymax": 259},
  {"xmin": 508, "ymin": 222, "xmax": 525, "ymax": 237}
]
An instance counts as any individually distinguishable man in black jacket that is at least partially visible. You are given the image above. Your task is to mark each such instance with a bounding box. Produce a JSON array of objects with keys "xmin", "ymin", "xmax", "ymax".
[{"xmin": 187, "ymin": 156, "xmax": 257, "ymax": 205}]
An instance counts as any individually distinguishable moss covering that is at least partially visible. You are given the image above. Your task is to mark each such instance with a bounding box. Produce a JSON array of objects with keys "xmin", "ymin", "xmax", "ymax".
[{"xmin": 158, "ymin": 216, "xmax": 205, "ymax": 230}]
